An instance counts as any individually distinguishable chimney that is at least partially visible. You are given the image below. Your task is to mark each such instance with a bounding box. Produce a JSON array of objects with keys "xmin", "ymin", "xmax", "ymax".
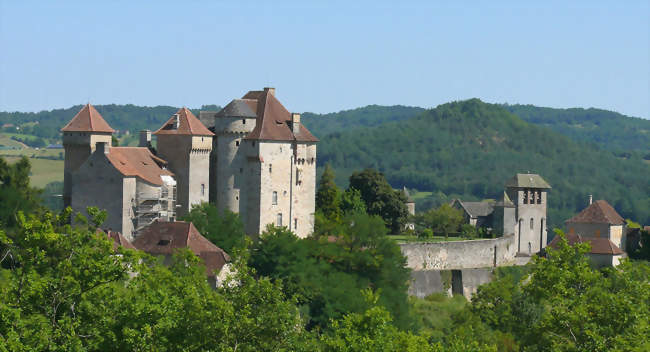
[
  {"xmin": 588, "ymin": 194, "xmax": 593, "ymax": 205},
  {"xmin": 291, "ymin": 113, "xmax": 301, "ymax": 135},
  {"xmin": 139, "ymin": 130, "xmax": 151, "ymax": 147},
  {"xmin": 96, "ymin": 141, "xmax": 109, "ymax": 154},
  {"xmin": 173, "ymin": 113, "xmax": 180, "ymax": 129},
  {"xmin": 264, "ymin": 87, "xmax": 275, "ymax": 96}
]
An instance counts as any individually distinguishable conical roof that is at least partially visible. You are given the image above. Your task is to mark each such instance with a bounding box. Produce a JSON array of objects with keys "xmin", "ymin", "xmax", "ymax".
[
  {"xmin": 61, "ymin": 104, "xmax": 115, "ymax": 133},
  {"xmin": 154, "ymin": 107, "xmax": 214, "ymax": 136}
]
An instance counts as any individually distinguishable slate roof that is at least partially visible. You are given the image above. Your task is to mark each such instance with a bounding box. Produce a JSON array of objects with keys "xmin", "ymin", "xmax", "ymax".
[
  {"xmin": 452, "ymin": 199, "xmax": 495, "ymax": 218},
  {"xmin": 215, "ymin": 99, "xmax": 258, "ymax": 118},
  {"xmin": 548, "ymin": 233, "xmax": 624, "ymax": 255},
  {"xmin": 105, "ymin": 147, "xmax": 174, "ymax": 186},
  {"xmin": 565, "ymin": 200, "xmax": 624, "ymax": 225},
  {"xmin": 232, "ymin": 89, "xmax": 318, "ymax": 143},
  {"xmin": 61, "ymin": 104, "xmax": 115, "ymax": 133},
  {"xmin": 132, "ymin": 221, "xmax": 231, "ymax": 275},
  {"xmin": 505, "ymin": 173, "xmax": 551, "ymax": 189},
  {"xmin": 197, "ymin": 111, "xmax": 217, "ymax": 129},
  {"xmin": 494, "ymin": 191, "xmax": 515, "ymax": 208},
  {"xmin": 403, "ymin": 187, "xmax": 414, "ymax": 203},
  {"xmin": 154, "ymin": 107, "xmax": 214, "ymax": 136}
]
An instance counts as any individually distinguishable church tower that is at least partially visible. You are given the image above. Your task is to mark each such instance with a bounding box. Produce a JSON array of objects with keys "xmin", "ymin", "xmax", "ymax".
[
  {"xmin": 61, "ymin": 104, "xmax": 114, "ymax": 207},
  {"xmin": 154, "ymin": 108, "xmax": 213, "ymax": 216},
  {"xmin": 505, "ymin": 173, "xmax": 551, "ymax": 255}
]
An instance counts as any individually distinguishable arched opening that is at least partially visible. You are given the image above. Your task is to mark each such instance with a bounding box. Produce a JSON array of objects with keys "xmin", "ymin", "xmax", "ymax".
[{"xmin": 518, "ymin": 219, "xmax": 522, "ymax": 253}]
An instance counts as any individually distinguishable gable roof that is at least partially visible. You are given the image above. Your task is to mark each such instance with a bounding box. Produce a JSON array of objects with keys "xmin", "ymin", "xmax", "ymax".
[
  {"xmin": 566, "ymin": 200, "xmax": 625, "ymax": 225},
  {"xmin": 61, "ymin": 104, "xmax": 115, "ymax": 133},
  {"xmin": 132, "ymin": 221, "xmax": 230, "ymax": 275},
  {"xmin": 236, "ymin": 89, "xmax": 319, "ymax": 143},
  {"xmin": 154, "ymin": 107, "xmax": 214, "ymax": 136},
  {"xmin": 505, "ymin": 173, "xmax": 551, "ymax": 189},
  {"xmin": 548, "ymin": 233, "xmax": 624, "ymax": 255},
  {"xmin": 452, "ymin": 199, "xmax": 495, "ymax": 218},
  {"xmin": 104, "ymin": 147, "xmax": 174, "ymax": 186}
]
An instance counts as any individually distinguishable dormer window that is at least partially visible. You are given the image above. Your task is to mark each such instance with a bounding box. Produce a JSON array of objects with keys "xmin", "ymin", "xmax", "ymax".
[
  {"xmin": 242, "ymin": 119, "xmax": 246, "ymax": 124},
  {"xmin": 157, "ymin": 239, "xmax": 170, "ymax": 246}
]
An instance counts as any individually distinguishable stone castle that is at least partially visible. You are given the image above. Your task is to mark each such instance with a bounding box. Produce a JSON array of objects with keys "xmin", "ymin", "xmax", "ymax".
[{"xmin": 62, "ymin": 88, "xmax": 318, "ymax": 241}]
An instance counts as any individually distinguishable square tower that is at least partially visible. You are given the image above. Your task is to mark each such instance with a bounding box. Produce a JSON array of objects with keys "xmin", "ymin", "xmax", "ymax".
[
  {"xmin": 61, "ymin": 104, "xmax": 114, "ymax": 208},
  {"xmin": 154, "ymin": 108, "xmax": 214, "ymax": 217},
  {"xmin": 506, "ymin": 173, "xmax": 551, "ymax": 255}
]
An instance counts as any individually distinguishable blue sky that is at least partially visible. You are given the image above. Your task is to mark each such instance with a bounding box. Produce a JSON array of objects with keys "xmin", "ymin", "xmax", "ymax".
[{"xmin": 1, "ymin": 1, "xmax": 648, "ymax": 118}]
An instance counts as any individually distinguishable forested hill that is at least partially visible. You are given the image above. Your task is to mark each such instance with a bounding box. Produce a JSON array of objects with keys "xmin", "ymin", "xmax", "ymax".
[
  {"xmin": 0, "ymin": 104, "xmax": 220, "ymax": 140},
  {"xmin": 317, "ymin": 99, "xmax": 650, "ymax": 228},
  {"xmin": 503, "ymin": 104, "xmax": 650, "ymax": 153},
  {"xmin": 302, "ymin": 105, "xmax": 425, "ymax": 137}
]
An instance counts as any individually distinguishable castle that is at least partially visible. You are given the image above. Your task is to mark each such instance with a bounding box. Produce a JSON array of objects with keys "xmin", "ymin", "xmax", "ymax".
[{"xmin": 62, "ymin": 88, "xmax": 318, "ymax": 241}]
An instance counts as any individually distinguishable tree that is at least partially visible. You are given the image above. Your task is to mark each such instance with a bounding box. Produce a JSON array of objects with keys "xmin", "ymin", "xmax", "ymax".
[
  {"xmin": 340, "ymin": 188, "xmax": 366, "ymax": 215},
  {"xmin": 181, "ymin": 202, "xmax": 246, "ymax": 254},
  {"xmin": 316, "ymin": 164, "xmax": 342, "ymax": 220},
  {"xmin": 348, "ymin": 169, "xmax": 408, "ymax": 234},
  {"xmin": 0, "ymin": 156, "xmax": 43, "ymax": 230},
  {"xmin": 415, "ymin": 204, "xmax": 464, "ymax": 238},
  {"xmin": 471, "ymin": 231, "xmax": 650, "ymax": 351},
  {"xmin": 111, "ymin": 135, "xmax": 119, "ymax": 147}
]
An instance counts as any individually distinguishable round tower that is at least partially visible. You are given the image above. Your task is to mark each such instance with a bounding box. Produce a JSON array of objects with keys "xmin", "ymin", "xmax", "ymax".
[
  {"xmin": 211, "ymin": 99, "xmax": 257, "ymax": 213},
  {"xmin": 61, "ymin": 104, "xmax": 114, "ymax": 207}
]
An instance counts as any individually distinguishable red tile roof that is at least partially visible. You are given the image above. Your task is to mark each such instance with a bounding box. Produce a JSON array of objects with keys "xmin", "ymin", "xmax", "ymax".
[
  {"xmin": 240, "ymin": 89, "xmax": 318, "ymax": 143},
  {"xmin": 548, "ymin": 233, "xmax": 624, "ymax": 255},
  {"xmin": 154, "ymin": 107, "xmax": 214, "ymax": 136},
  {"xmin": 61, "ymin": 104, "xmax": 115, "ymax": 133},
  {"xmin": 105, "ymin": 147, "xmax": 174, "ymax": 186},
  {"xmin": 566, "ymin": 200, "xmax": 624, "ymax": 225},
  {"xmin": 132, "ymin": 221, "xmax": 230, "ymax": 275},
  {"xmin": 97, "ymin": 229, "xmax": 136, "ymax": 250}
]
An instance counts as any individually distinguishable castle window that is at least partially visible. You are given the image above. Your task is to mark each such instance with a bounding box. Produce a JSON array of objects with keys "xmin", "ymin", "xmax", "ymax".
[
  {"xmin": 242, "ymin": 119, "xmax": 246, "ymax": 124},
  {"xmin": 296, "ymin": 169, "xmax": 301, "ymax": 185},
  {"xmin": 294, "ymin": 218, "xmax": 298, "ymax": 229},
  {"xmin": 276, "ymin": 213, "xmax": 283, "ymax": 227},
  {"xmin": 530, "ymin": 218, "xmax": 534, "ymax": 230},
  {"xmin": 523, "ymin": 190, "xmax": 528, "ymax": 204},
  {"xmin": 201, "ymin": 183, "xmax": 205, "ymax": 196},
  {"xmin": 236, "ymin": 140, "xmax": 240, "ymax": 146},
  {"xmin": 272, "ymin": 191, "xmax": 278, "ymax": 205},
  {"xmin": 269, "ymin": 164, "xmax": 272, "ymax": 173},
  {"xmin": 157, "ymin": 239, "xmax": 170, "ymax": 246},
  {"xmin": 536, "ymin": 191, "xmax": 542, "ymax": 204}
]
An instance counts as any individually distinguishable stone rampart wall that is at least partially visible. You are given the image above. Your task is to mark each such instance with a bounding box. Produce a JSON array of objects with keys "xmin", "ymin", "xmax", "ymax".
[{"xmin": 400, "ymin": 235, "xmax": 517, "ymax": 271}]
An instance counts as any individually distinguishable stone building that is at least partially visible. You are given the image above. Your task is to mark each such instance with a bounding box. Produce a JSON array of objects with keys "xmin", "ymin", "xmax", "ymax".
[
  {"xmin": 452, "ymin": 173, "xmax": 550, "ymax": 255},
  {"xmin": 565, "ymin": 198, "xmax": 626, "ymax": 252},
  {"xmin": 63, "ymin": 104, "xmax": 177, "ymax": 241},
  {"xmin": 63, "ymin": 88, "xmax": 319, "ymax": 240},
  {"xmin": 197, "ymin": 88, "xmax": 319, "ymax": 238}
]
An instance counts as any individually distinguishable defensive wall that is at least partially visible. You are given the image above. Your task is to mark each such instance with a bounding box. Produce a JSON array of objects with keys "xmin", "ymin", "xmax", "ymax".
[{"xmin": 399, "ymin": 235, "xmax": 522, "ymax": 300}]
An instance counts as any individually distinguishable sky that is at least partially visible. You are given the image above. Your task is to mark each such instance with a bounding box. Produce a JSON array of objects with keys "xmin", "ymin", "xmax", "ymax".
[{"xmin": 1, "ymin": 1, "xmax": 648, "ymax": 118}]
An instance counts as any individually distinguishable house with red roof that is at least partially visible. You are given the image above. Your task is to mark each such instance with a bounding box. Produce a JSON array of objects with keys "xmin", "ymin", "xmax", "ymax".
[{"xmin": 551, "ymin": 198, "xmax": 628, "ymax": 267}]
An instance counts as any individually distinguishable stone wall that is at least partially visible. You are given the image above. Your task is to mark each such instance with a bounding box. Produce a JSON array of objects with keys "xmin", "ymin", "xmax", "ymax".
[
  {"xmin": 400, "ymin": 236, "xmax": 519, "ymax": 300},
  {"xmin": 400, "ymin": 235, "xmax": 517, "ymax": 271}
]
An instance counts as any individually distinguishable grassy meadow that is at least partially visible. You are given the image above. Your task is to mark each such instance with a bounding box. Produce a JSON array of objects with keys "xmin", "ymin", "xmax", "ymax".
[{"xmin": 2, "ymin": 154, "xmax": 64, "ymax": 188}]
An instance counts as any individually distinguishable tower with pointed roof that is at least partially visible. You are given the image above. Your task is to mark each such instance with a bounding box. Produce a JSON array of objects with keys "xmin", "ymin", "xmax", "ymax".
[
  {"xmin": 154, "ymin": 108, "xmax": 214, "ymax": 217},
  {"xmin": 505, "ymin": 173, "xmax": 551, "ymax": 255},
  {"xmin": 61, "ymin": 104, "xmax": 114, "ymax": 207},
  {"xmin": 208, "ymin": 88, "xmax": 319, "ymax": 238}
]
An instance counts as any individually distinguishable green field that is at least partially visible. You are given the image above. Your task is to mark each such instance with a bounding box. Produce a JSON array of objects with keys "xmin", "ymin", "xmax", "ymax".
[
  {"xmin": 3, "ymin": 155, "xmax": 64, "ymax": 188},
  {"xmin": 0, "ymin": 134, "xmax": 26, "ymax": 148}
]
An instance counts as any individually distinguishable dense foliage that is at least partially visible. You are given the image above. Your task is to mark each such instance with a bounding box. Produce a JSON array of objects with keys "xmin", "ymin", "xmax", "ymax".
[
  {"xmin": 0, "ymin": 156, "xmax": 43, "ymax": 230},
  {"xmin": 503, "ymin": 104, "xmax": 650, "ymax": 153},
  {"xmin": 316, "ymin": 99, "xmax": 650, "ymax": 228},
  {"xmin": 181, "ymin": 202, "xmax": 246, "ymax": 254}
]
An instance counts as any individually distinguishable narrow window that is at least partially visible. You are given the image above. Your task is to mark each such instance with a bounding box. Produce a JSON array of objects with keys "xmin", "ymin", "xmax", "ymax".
[
  {"xmin": 201, "ymin": 183, "xmax": 205, "ymax": 196},
  {"xmin": 537, "ymin": 191, "xmax": 542, "ymax": 204},
  {"xmin": 523, "ymin": 190, "xmax": 528, "ymax": 204},
  {"xmin": 272, "ymin": 191, "xmax": 278, "ymax": 205},
  {"xmin": 236, "ymin": 140, "xmax": 240, "ymax": 146},
  {"xmin": 276, "ymin": 213, "xmax": 283, "ymax": 227},
  {"xmin": 296, "ymin": 169, "xmax": 301, "ymax": 185},
  {"xmin": 269, "ymin": 164, "xmax": 272, "ymax": 173},
  {"xmin": 530, "ymin": 218, "xmax": 534, "ymax": 230},
  {"xmin": 252, "ymin": 141, "xmax": 255, "ymax": 147},
  {"xmin": 294, "ymin": 218, "xmax": 298, "ymax": 229},
  {"xmin": 242, "ymin": 119, "xmax": 246, "ymax": 124}
]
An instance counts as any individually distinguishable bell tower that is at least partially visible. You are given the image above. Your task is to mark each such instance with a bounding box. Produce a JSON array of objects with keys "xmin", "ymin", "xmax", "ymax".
[
  {"xmin": 61, "ymin": 104, "xmax": 114, "ymax": 207},
  {"xmin": 506, "ymin": 173, "xmax": 551, "ymax": 255}
]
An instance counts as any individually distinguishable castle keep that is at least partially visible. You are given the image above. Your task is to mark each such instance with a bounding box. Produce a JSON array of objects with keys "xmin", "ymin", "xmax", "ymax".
[{"xmin": 62, "ymin": 88, "xmax": 318, "ymax": 240}]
